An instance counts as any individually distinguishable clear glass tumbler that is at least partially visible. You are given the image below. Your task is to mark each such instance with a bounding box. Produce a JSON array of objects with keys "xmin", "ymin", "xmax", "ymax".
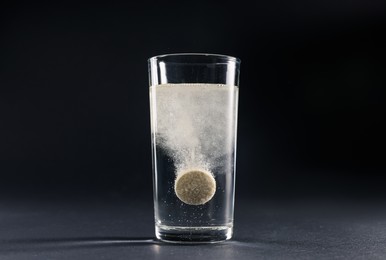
[{"xmin": 148, "ymin": 53, "xmax": 240, "ymax": 243}]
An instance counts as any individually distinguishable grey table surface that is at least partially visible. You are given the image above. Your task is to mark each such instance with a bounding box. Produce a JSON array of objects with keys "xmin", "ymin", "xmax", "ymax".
[{"xmin": 1, "ymin": 197, "xmax": 386, "ymax": 260}]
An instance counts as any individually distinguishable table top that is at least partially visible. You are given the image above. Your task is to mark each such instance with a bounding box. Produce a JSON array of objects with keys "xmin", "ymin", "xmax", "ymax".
[{"xmin": 1, "ymin": 197, "xmax": 386, "ymax": 260}]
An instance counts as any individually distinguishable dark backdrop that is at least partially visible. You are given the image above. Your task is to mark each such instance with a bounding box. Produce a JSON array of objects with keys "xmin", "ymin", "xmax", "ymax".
[{"xmin": 1, "ymin": 1, "xmax": 385, "ymax": 200}]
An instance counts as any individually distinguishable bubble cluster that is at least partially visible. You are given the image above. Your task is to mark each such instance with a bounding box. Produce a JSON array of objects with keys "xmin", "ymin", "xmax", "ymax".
[{"xmin": 150, "ymin": 84, "xmax": 238, "ymax": 204}]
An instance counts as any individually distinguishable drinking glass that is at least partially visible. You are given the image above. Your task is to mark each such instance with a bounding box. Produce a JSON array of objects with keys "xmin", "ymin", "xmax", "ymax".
[{"xmin": 148, "ymin": 53, "xmax": 240, "ymax": 243}]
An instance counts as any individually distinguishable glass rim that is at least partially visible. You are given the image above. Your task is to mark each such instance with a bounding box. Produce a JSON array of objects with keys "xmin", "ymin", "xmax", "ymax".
[{"xmin": 148, "ymin": 53, "xmax": 241, "ymax": 64}]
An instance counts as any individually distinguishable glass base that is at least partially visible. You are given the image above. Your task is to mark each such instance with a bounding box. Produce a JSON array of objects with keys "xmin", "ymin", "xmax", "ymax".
[{"xmin": 155, "ymin": 224, "xmax": 233, "ymax": 243}]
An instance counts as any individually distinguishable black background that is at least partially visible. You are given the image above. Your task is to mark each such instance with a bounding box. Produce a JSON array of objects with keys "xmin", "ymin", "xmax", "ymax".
[{"xmin": 1, "ymin": 1, "xmax": 385, "ymax": 200}]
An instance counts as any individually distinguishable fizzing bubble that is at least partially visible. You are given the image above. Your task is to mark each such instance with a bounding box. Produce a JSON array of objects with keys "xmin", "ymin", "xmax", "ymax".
[{"xmin": 150, "ymin": 84, "xmax": 237, "ymax": 206}]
